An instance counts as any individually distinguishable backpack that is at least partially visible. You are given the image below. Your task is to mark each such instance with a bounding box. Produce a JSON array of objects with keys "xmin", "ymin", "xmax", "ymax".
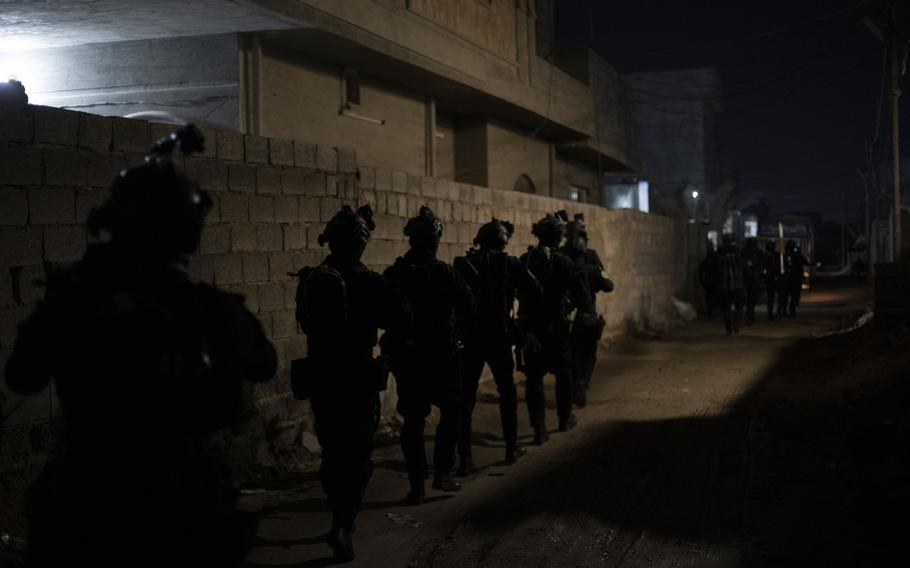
[{"xmin": 300, "ymin": 265, "xmax": 348, "ymax": 337}]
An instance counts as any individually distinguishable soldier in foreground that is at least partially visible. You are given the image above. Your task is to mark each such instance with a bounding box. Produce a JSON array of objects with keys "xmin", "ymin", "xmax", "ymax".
[
  {"xmin": 383, "ymin": 207, "xmax": 466, "ymax": 504},
  {"xmin": 5, "ymin": 126, "xmax": 277, "ymax": 567},
  {"xmin": 740, "ymin": 237, "xmax": 764, "ymax": 325},
  {"xmin": 454, "ymin": 219, "xmax": 538, "ymax": 474},
  {"xmin": 717, "ymin": 234, "xmax": 745, "ymax": 336},
  {"xmin": 518, "ymin": 211, "xmax": 580, "ymax": 440},
  {"xmin": 559, "ymin": 214, "xmax": 613, "ymax": 408},
  {"xmin": 292, "ymin": 204, "xmax": 409, "ymax": 561}
]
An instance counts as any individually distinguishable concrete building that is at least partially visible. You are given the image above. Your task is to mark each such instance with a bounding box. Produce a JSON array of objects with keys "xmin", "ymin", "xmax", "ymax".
[
  {"xmin": 624, "ymin": 68, "xmax": 724, "ymax": 220},
  {"xmin": 0, "ymin": 0, "xmax": 638, "ymax": 203}
]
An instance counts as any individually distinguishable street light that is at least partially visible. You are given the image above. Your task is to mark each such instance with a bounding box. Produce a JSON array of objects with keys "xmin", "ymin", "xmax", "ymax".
[{"xmin": 691, "ymin": 190, "xmax": 699, "ymax": 199}]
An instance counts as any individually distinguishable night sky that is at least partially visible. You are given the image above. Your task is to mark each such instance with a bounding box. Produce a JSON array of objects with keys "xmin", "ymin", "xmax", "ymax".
[{"xmin": 557, "ymin": 0, "xmax": 908, "ymax": 223}]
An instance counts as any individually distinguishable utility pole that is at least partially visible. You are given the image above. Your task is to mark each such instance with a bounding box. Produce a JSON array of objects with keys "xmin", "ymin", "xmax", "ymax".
[
  {"xmin": 864, "ymin": 3, "xmax": 904, "ymax": 261},
  {"xmin": 889, "ymin": 37, "xmax": 902, "ymax": 260}
]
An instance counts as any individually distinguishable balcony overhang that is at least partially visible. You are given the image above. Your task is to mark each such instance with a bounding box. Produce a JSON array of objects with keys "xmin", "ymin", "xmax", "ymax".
[
  {"xmin": 0, "ymin": 0, "xmax": 303, "ymax": 53},
  {"xmin": 557, "ymin": 139, "xmax": 639, "ymax": 173}
]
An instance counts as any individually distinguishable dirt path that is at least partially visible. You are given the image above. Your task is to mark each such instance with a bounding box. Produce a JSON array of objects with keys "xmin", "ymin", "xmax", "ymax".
[{"xmin": 243, "ymin": 283, "xmax": 873, "ymax": 567}]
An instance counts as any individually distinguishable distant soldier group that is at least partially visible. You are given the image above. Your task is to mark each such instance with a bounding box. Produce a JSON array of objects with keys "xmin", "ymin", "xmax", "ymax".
[
  {"xmin": 5, "ymin": 125, "xmax": 615, "ymax": 565},
  {"xmin": 292, "ymin": 208, "xmax": 614, "ymax": 560},
  {"xmin": 699, "ymin": 236, "xmax": 809, "ymax": 335}
]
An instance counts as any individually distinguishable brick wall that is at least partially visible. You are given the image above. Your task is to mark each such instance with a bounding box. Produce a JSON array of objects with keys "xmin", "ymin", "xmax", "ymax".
[{"xmin": 0, "ymin": 104, "xmax": 695, "ymax": 533}]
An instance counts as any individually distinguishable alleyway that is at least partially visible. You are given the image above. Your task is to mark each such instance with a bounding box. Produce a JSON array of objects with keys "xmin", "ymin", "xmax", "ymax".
[{"xmin": 242, "ymin": 280, "xmax": 897, "ymax": 568}]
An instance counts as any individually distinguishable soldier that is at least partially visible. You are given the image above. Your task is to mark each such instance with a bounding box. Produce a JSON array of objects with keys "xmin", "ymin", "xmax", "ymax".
[
  {"xmin": 559, "ymin": 214, "xmax": 613, "ymax": 408},
  {"xmin": 518, "ymin": 211, "xmax": 581, "ymax": 440},
  {"xmin": 763, "ymin": 240, "xmax": 781, "ymax": 321},
  {"xmin": 740, "ymin": 237, "xmax": 764, "ymax": 325},
  {"xmin": 383, "ymin": 206, "xmax": 466, "ymax": 504},
  {"xmin": 454, "ymin": 218, "xmax": 538, "ymax": 475},
  {"xmin": 5, "ymin": 126, "xmax": 277, "ymax": 568},
  {"xmin": 779, "ymin": 240, "xmax": 809, "ymax": 317},
  {"xmin": 717, "ymin": 234, "xmax": 745, "ymax": 336},
  {"xmin": 698, "ymin": 244, "xmax": 720, "ymax": 318},
  {"xmin": 292, "ymin": 204, "xmax": 410, "ymax": 561}
]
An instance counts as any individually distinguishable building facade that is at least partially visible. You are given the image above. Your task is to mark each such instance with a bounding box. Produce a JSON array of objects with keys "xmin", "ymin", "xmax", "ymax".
[{"xmin": 1, "ymin": 0, "xmax": 639, "ymax": 203}]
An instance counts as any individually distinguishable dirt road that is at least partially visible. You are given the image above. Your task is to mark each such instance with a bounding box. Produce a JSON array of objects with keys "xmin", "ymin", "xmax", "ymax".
[{"xmin": 243, "ymin": 282, "xmax": 878, "ymax": 567}]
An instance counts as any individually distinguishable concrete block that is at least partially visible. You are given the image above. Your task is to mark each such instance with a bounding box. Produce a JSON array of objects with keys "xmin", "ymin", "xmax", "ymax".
[
  {"xmin": 269, "ymin": 138, "xmax": 294, "ymax": 166},
  {"xmin": 213, "ymin": 254, "xmax": 243, "ymax": 285},
  {"xmin": 256, "ymin": 311, "xmax": 273, "ymax": 338},
  {"xmin": 324, "ymin": 174, "xmax": 339, "ymax": 198},
  {"xmin": 280, "ymin": 167, "xmax": 305, "ymax": 194},
  {"xmin": 42, "ymin": 148, "xmax": 87, "ymax": 187},
  {"xmin": 0, "ymin": 266, "xmax": 13, "ymax": 307},
  {"xmin": 232, "ymin": 284, "xmax": 260, "ymax": 313},
  {"xmin": 28, "ymin": 188, "xmax": 75, "ymax": 224},
  {"xmin": 187, "ymin": 255, "xmax": 215, "ymax": 284},
  {"xmin": 111, "ymin": 117, "xmax": 149, "ymax": 153},
  {"xmin": 269, "ymin": 252, "xmax": 293, "ymax": 281},
  {"xmin": 0, "ymin": 189, "xmax": 28, "ymax": 225},
  {"xmin": 391, "ymin": 170, "xmax": 408, "ymax": 194},
  {"xmin": 284, "ymin": 280, "xmax": 298, "ymax": 309},
  {"xmin": 407, "ymin": 197, "xmax": 419, "ymax": 217},
  {"xmin": 204, "ymin": 192, "xmax": 221, "ymax": 224},
  {"xmin": 219, "ymin": 194, "xmax": 249, "ymax": 223},
  {"xmin": 244, "ymin": 135, "xmax": 269, "ymax": 164},
  {"xmin": 0, "ymin": 227, "xmax": 43, "ymax": 267},
  {"xmin": 15, "ymin": 263, "xmax": 46, "ymax": 305},
  {"xmin": 358, "ymin": 166, "xmax": 375, "ymax": 190},
  {"xmin": 294, "ymin": 141, "xmax": 317, "ymax": 169},
  {"xmin": 228, "ymin": 163, "xmax": 256, "ymax": 193},
  {"xmin": 44, "ymin": 225, "xmax": 85, "ymax": 262},
  {"xmin": 274, "ymin": 195, "xmax": 298, "ymax": 224},
  {"xmin": 34, "ymin": 106, "xmax": 78, "ymax": 145},
  {"xmin": 306, "ymin": 225, "xmax": 324, "ymax": 250},
  {"xmin": 196, "ymin": 159, "xmax": 228, "ymax": 191},
  {"xmin": 200, "ymin": 225, "xmax": 231, "ymax": 255},
  {"xmin": 283, "ymin": 225, "xmax": 307, "ymax": 252},
  {"xmin": 216, "ymin": 130, "xmax": 244, "ymax": 161},
  {"xmin": 259, "ymin": 283, "xmax": 285, "ymax": 312},
  {"xmin": 257, "ymin": 225, "xmax": 283, "ymax": 252},
  {"xmin": 316, "ymin": 145, "xmax": 337, "ymax": 172},
  {"xmin": 272, "ymin": 309, "xmax": 297, "ymax": 338},
  {"xmin": 358, "ymin": 189, "xmax": 377, "ymax": 211},
  {"xmin": 257, "ymin": 166, "xmax": 282, "ymax": 194},
  {"xmin": 86, "ymin": 154, "xmax": 126, "ymax": 188},
  {"xmin": 249, "ymin": 195, "xmax": 275, "ymax": 223},
  {"xmin": 242, "ymin": 253, "xmax": 269, "ymax": 283},
  {"xmin": 0, "ymin": 305, "xmax": 31, "ymax": 350},
  {"xmin": 0, "ymin": 143, "xmax": 42, "ymax": 186},
  {"xmin": 301, "ymin": 170, "xmax": 327, "ymax": 197},
  {"xmin": 340, "ymin": 174, "xmax": 356, "ymax": 200},
  {"xmin": 337, "ymin": 147, "xmax": 357, "ymax": 173},
  {"xmin": 407, "ymin": 174, "xmax": 421, "ymax": 196},
  {"xmin": 299, "ymin": 197, "xmax": 320, "ymax": 223},
  {"xmin": 231, "ymin": 225, "xmax": 257, "ymax": 252},
  {"xmin": 375, "ymin": 168, "xmax": 392, "ymax": 191},
  {"xmin": 320, "ymin": 197, "xmax": 343, "ymax": 222},
  {"xmin": 77, "ymin": 113, "xmax": 112, "ymax": 154},
  {"xmin": 0, "ymin": 104, "xmax": 34, "ymax": 142}
]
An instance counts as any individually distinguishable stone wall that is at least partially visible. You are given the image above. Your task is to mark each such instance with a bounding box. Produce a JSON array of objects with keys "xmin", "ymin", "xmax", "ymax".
[{"xmin": 0, "ymin": 104, "xmax": 696, "ymax": 533}]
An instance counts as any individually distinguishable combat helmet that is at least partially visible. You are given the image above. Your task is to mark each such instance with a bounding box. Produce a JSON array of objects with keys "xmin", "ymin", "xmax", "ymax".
[
  {"xmin": 318, "ymin": 204, "xmax": 375, "ymax": 260},
  {"xmin": 565, "ymin": 213, "xmax": 587, "ymax": 252},
  {"xmin": 404, "ymin": 206, "xmax": 443, "ymax": 253},
  {"xmin": 474, "ymin": 218, "xmax": 514, "ymax": 251},
  {"xmin": 532, "ymin": 210, "xmax": 569, "ymax": 248},
  {"xmin": 87, "ymin": 125, "xmax": 210, "ymax": 258}
]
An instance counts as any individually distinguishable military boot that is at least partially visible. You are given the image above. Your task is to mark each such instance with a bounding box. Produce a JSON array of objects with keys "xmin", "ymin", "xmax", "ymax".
[
  {"xmin": 432, "ymin": 473, "xmax": 462, "ymax": 492},
  {"xmin": 327, "ymin": 526, "xmax": 355, "ymax": 562}
]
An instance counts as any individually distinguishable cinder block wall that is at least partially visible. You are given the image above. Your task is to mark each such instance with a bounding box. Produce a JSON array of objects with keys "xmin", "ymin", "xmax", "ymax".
[{"xmin": 0, "ymin": 104, "xmax": 693, "ymax": 532}]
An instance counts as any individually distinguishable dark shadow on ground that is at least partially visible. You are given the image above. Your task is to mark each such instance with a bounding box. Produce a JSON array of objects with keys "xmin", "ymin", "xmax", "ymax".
[{"xmin": 430, "ymin": 317, "xmax": 910, "ymax": 566}]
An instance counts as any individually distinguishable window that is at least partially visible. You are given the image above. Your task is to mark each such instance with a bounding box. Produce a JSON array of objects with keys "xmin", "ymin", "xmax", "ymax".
[
  {"xmin": 514, "ymin": 174, "xmax": 536, "ymax": 194},
  {"xmin": 569, "ymin": 185, "xmax": 589, "ymax": 203},
  {"xmin": 342, "ymin": 69, "xmax": 360, "ymax": 107}
]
